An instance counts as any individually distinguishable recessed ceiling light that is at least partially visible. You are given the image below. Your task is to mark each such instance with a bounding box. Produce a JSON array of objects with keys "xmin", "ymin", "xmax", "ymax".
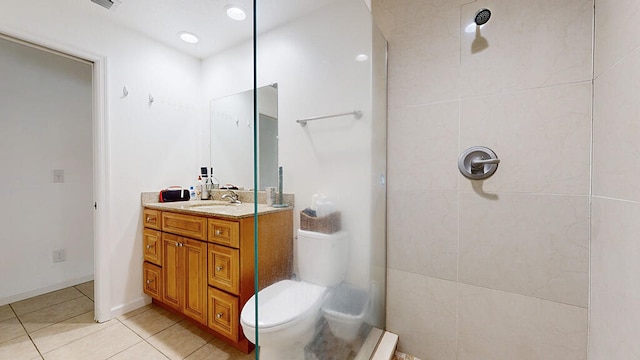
[
  {"xmin": 355, "ymin": 54, "xmax": 369, "ymax": 62},
  {"xmin": 226, "ymin": 5, "xmax": 247, "ymax": 21},
  {"xmin": 179, "ymin": 32, "xmax": 199, "ymax": 44}
]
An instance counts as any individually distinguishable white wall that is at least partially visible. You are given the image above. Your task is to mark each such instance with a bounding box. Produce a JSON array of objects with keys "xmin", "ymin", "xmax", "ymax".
[
  {"xmin": 0, "ymin": 0, "xmax": 203, "ymax": 314},
  {"xmin": 0, "ymin": 37, "xmax": 93, "ymax": 303},
  {"xmin": 202, "ymin": 0, "xmax": 376, "ymax": 288}
]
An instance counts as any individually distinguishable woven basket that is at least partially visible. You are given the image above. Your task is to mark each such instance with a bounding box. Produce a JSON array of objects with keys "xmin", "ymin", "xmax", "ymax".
[{"xmin": 300, "ymin": 211, "xmax": 341, "ymax": 234}]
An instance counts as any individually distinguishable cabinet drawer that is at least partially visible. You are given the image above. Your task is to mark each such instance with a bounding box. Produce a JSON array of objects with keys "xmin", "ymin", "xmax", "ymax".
[
  {"xmin": 143, "ymin": 262, "xmax": 163, "ymax": 301},
  {"xmin": 143, "ymin": 209, "xmax": 162, "ymax": 230},
  {"xmin": 208, "ymin": 244, "xmax": 240, "ymax": 295},
  {"xmin": 208, "ymin": 287, "xmax": 239, "ymax": 342},
  {"xmin": 143, "ymin": 228, "xmax": 162, "ymax": 265},
  {"xmin": 162, "ymin": 212, "xmax": 207, "ymax": 240},
  {"xmin": 208, "ymin": 219, "xmax": 240, "ymax": 248}
]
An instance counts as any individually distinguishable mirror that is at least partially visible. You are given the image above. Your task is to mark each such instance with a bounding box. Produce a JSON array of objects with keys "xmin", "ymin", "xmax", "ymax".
[{"xmin": 209, "ymin": 84, "xmax": 278, "ymax": 190}]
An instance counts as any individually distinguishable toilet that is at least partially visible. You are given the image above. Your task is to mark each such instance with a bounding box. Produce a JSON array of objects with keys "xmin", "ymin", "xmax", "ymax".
[{"xmin": 240, "ymin": 229, "xmax": 349, "ymax": 359}]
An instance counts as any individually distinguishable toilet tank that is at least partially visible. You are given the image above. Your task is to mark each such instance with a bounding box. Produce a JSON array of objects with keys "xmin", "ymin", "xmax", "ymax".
[{"xmin": 297, "ymin": 229, "xmax": 349, "ymax": 286}]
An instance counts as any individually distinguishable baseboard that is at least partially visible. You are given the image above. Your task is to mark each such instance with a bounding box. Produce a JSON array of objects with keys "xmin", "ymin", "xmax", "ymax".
[
  {"xmin": 0, "ymin": 274, "xmax": 94, "ymax": 306},
  {"xmin": 109, "ymin": 295, "xmax": 152, "ymax": 318}
]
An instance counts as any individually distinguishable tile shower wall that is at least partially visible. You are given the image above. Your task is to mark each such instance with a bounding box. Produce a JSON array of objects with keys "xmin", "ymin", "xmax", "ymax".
[
  {"xmin": 590, "ymin": 0, "xmax": 640, "ymax": 358},
  {"xmin": 374, "ymin": 0, "xmax": 593, "ymax": 358}
]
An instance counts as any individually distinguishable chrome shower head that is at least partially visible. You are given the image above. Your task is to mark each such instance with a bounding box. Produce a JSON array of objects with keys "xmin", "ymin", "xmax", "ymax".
[{"xmin": 474, "ymin": 8, "xmax": 491, "ymax": 26}]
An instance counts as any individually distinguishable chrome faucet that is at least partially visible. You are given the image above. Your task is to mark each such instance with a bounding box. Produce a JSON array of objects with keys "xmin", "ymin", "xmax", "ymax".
[{"xmin": 221, "ymin": 190, "xmax": 241, "ymax": 204}]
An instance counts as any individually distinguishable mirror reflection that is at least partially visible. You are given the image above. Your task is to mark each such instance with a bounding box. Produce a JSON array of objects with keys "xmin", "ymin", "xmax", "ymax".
[{"xmin": 209, "ymin": 84, "xmax": 278, "ymax": 190}]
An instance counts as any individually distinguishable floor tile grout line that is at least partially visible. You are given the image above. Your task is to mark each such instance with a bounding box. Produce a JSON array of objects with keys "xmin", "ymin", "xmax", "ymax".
[
  {"xmin": 141, "ymin": 337, "xmax": 171, "ymax": 360},
  {"xmin": 73, "ymin": 286, "xmax": 91, "ymax": 301},
  {"xmin": 29, "ymin": 309, "xmax": 120, "ymax": 357},
  {"xmin": 10, "ymin": 289, "xmax": 86, "ymax": 318},
  {"xmin": 15, "ymin": 296, "xmax": 95, "ymax": 336},
  {"xmin": 8, "ymin": 303, "xmax": 45, "ymax": 359},
  {"xmin": 102, "ymin": 323, "xmax": 146, "ymax": 360},
  {"xmin": 116, "ymin": 314, "xmax": 181, "ymax": 359}
]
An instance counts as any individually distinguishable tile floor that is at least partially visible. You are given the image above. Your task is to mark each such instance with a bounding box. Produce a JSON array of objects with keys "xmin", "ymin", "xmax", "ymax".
[{"xmin": 0, "ymin": 282, "xmax": 253, "ymax": 360}]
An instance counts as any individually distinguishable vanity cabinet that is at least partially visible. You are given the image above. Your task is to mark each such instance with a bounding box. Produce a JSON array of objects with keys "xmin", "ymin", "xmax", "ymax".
[{"xmin": 142, "ymin": 204, "xmax": 293, "ymax": 353}]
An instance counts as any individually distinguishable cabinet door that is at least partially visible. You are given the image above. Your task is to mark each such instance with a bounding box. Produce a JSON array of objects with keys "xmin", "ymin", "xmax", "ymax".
[
  {"xmin": 183, "ymin": 238, "xmax": 208, "ymax": 325},
  {"xmin": 143, "ymin": 228, "xmax": 162, "ymax": 265},
  {"xmin": 143, "ymin": 262, "xmax": 163, "ymax": 300},
  {"xmin": 162, "ymin": 233, "xmax": 183, "ymax": 311},
  {"xmin": 208, "ymin": 244, "xmax": 240, "ymax": 295},
  {"xmin": 208, "ymin": 287, "xmax": 239, "ymax": 342}
]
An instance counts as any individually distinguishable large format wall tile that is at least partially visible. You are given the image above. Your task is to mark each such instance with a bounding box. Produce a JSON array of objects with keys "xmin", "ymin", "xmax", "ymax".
[
  {"xmin": 387, "ymin": 269, "xmax": 457, "ymax": 360},
  {"xmin": 460, "ymin": 0, "xmax": 592, "ymax": 97},
  {"xmin": 460, "ymin": 82, "xmax": 592, "ymax": 195},
  {"xmin": 595, "ymin": 0, "xmax": 640, "ymax": 77},
  {"xmin": 388, "ymin": 190, "xmax": 458, "ymax": 281},
  {"xmin": 593, "ymin": 47, "xmax": 640, "ymax": 202},
  {"xmin": 589, "ymin": 198, "xmax": 640, "ymax": 359},
  {"xmin": 376, "ymin": 0, "xmax": 461, "ymax": 107},
  {"xmin": 387, "ymin": 101, "xmax": 459, "ymax": 192},
  {"xmin": 458, "ymin": 284, "xmax": 588, "ymax": 360},
  {"xmin": 459, "ymin": 193, "xmax": 589, "ymax": 307}
]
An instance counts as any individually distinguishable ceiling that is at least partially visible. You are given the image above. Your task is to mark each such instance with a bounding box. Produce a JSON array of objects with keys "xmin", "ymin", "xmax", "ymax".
[{"xmin": 89, "ymin": 0, "xmax": 338, "ymax": 59}]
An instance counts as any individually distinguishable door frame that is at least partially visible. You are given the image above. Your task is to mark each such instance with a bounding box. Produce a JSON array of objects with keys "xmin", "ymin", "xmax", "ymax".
[{"xmin": 0, "ymin": 27, "xmax": 111, "ymax": 322}]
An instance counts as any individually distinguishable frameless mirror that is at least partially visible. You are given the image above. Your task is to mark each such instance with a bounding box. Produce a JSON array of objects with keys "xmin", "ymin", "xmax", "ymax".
[{"xmin": 209, "ymin": 84, "xmax": 278, "ymax": 190}]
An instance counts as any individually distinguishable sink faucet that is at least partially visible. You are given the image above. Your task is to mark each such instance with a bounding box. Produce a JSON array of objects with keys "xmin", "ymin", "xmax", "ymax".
[{"xmin": 221, "ymin": 190, "xmax": 241, "ymax": 204}]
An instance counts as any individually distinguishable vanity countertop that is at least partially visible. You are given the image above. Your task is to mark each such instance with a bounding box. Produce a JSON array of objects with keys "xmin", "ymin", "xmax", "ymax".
[{"xmin": 143, "ymin": 200, "xmax": 291, "ymax": 220}]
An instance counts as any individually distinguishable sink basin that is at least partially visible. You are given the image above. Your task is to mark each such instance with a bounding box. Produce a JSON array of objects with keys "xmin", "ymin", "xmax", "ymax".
[
  {"xmin": 189, "ymin": 201, "xmax": 238, "ymax": 207},
  {"xmin": 193, "ymin": 205, "xmax": 241, "ymax": 211}
]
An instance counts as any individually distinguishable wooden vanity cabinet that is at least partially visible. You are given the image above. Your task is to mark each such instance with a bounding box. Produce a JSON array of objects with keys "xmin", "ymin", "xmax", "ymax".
[{"xmin": 142, "ymin": 207, "xmax": 293, "ymax": 354}]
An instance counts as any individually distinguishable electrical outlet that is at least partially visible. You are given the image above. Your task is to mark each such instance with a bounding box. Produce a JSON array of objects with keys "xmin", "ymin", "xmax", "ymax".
[
  {"xmin": 53, "ymin": 169, "xmax": 64, "ymax": 183},
  {"xmin": 52, "ymin": 249, "xmax": 66, "ymax": 263}
]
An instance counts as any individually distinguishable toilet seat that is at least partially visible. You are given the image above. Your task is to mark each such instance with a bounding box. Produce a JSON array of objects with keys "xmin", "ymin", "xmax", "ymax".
[{"xmin": 240, "ymin": 280, "xmax": 326, "ymax": 333}]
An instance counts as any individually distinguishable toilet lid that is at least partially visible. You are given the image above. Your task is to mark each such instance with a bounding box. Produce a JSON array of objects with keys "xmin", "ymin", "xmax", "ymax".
[{"xmin": 241, "ymin": 280, "xmax": 326, "ymax": 330}]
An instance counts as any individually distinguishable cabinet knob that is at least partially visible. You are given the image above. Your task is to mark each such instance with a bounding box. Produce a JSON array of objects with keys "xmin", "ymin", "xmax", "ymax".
[
  {"xmin": 146, "ymin": 244, "xmax": 154, "ymax": 249},
  {"xmin": 216, "ymin": 312, "xmax": 223, "ymax": 319},
  {"xmin": 215, "ymin": 229, "xmax": 222, "ymax": 236},
  {"xmin": 216, "ymin": 266, "xmax": 223, "ymax": 272},
  {"xmin": 146, "ymin": 279, "xmax": 154, "ymax": 284},
  {"xmin": 175, "ymin": 242, "xmax": 180, "ymax": 247},
  {"xmin": 146, "ymin": 217, "xmax": 153, "ymax": 223}
]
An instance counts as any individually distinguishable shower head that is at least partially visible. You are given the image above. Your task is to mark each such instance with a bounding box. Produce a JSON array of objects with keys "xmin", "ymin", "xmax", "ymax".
[
  {"xmin": 91, "ymin": 0, "xmax": 114, "ymax": 9},
  {"xmin": 474, "ymin": 8, "xmax": 491, "ymax": 26}
]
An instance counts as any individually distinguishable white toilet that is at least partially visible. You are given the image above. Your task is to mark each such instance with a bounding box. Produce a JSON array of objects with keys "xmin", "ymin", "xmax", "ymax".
[{"xmin": 240, "ymin": 229, "xmax": 348, "ymax": 359}]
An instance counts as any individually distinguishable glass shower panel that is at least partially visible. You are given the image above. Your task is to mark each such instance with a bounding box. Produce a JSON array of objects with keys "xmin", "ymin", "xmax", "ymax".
[{"xmin": 252, "ymin": 0, "xmax": 387, "ymax": 359}]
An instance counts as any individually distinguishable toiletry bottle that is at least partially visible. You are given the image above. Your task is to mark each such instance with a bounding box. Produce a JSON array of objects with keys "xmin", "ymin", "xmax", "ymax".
[
  {"xmin": 200, "ymin": 167, "xmax": 210, "ymax": 199},
  {"xmin": 189, "ymin": 186, "xmax": 197, "ymax": 200},
  {"xmin": 197, "ymin": 176, "xmax": 204, "ymax": 199}
]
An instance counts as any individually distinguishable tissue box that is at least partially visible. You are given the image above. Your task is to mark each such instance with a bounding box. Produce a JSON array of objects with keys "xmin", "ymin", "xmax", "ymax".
[{"xmin": 300, "ymin": 211, "xmax": 341, "ymax": 234}]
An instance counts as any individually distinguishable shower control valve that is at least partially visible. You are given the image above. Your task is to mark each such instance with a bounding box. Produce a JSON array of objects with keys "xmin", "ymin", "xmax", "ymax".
[{"xmin": 458, "ymin": 146, "xmax": 500, "ymax": 180}]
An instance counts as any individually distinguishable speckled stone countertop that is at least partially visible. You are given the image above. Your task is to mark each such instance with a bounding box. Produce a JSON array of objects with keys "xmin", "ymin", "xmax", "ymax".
[{"xmin": 141, "ymin": 191, "xmax": 294, "ymax": 220}]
